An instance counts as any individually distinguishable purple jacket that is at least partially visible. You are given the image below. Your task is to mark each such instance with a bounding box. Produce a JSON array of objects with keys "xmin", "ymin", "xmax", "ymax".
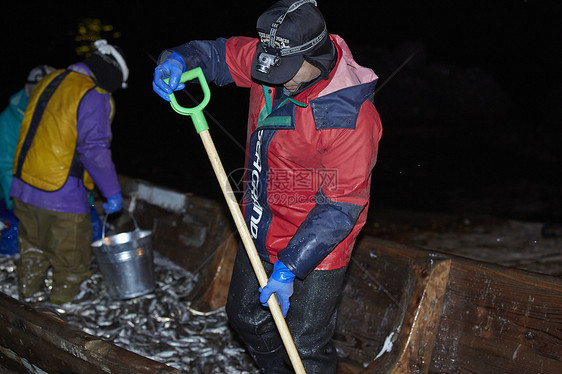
[{"xmin": 10, "ymin": 62, "xmax": 120, "ymax": 214}]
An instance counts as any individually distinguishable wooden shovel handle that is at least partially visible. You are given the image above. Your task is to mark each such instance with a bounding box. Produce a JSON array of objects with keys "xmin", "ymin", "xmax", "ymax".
[{"xmin": 199, "ymin": 130, "xmax": 306, "ymax": 374}]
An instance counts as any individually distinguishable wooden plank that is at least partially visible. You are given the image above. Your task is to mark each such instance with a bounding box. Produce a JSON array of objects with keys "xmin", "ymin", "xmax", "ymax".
[
  {"xmin": 189, "ymin": 223, "xmax": 238, "ymax": 311},
  {"xmin": 430, "ymin": 259, "xmax": 562, "ymax": 373},
  {"xmin": 343, "ymin": 237, "xmax": 562, "ymax": 374},
  {"xmin": 391, "ymin": 259, "xmax": 451, "ymax": 373},
  {"xmin": 0, "ymin": 292, "xmax": 180, "ymax": 373},
  {"xmin": 335, "ymin": 238, "xmax": 420, "ymax": 366},
  {"xmin": 347, "ymin": 237, "xmax": 452, "ymax": 373}
]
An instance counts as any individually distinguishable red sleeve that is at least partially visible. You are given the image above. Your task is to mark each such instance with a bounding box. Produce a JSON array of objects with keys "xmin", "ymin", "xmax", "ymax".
[
  {"xmin": 319, "ymin": 101, "xmax": 382, "ymax": 206},
  {"xmin": 225, "ymin": 37, "xmax": 259, "ymax": 88}
]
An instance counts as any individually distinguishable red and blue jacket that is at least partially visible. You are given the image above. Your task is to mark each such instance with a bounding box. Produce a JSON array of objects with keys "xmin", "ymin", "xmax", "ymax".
[{"xmin": 161, "ymin": 34, "xmax": 382, "ymax": 279}]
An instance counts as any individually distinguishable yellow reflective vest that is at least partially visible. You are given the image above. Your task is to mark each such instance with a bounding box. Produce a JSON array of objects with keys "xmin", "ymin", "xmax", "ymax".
[{"xmin": 13, "ymin": 69, "xmax": 112, "ymax": 191}]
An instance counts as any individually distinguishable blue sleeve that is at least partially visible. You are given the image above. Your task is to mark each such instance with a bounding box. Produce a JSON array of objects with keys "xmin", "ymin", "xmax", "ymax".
[
  {"xmin": 277, "ymin": 189, "xmax": 363, "ymax": 279},
  {"xmin": 0, "ymin": 90, "xmax": 27, "ymax": 204},
  {"xmin": 158, "ymin": 38, "xmax": 234, "ymax": 87}
]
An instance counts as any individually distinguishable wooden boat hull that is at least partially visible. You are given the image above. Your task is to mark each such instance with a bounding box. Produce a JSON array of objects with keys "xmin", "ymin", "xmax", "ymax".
[
  {"xmin": 1, "ymin": 176, "xmax": 560, "ymax": 373},
  {"xmin": 336, "ymin": 236, "xmax": 562, "ymax": 373},
  {"xmin": 0, "ymin": 291, "xmax": 181, "ymax": 373}
]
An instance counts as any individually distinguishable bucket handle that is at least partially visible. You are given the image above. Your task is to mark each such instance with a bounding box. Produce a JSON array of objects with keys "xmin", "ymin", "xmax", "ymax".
[
  {"xmin": 128, "ymin": 195, "xmax": 141, "ymax": 232},
  {"xmin": 102, "ymin": 213, "xmax": 109, "ymax": 239},
  {"xmin": 130, "ymin": 212, "xmax": 141, "ymax": 231},
  {"xmin": 101, "ymin": 197, "xmax": 141, "ymax": 240}
]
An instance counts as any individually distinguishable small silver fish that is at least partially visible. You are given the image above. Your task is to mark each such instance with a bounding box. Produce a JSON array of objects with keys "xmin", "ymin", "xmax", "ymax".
[{"xmin": 0, "ymin": 251, "xmax": 259, "ymax": 373}]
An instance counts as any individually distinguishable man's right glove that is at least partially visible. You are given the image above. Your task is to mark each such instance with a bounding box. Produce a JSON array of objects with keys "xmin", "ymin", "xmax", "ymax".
[
  {"xmin": 152, "ymin": 52, "xmax": 186, "ymax": 101},
  {"xmin": 103, "ymin": 192, "xmax": 122, "ymax": 214},
  {"xmin": 259, "ymin": 260, "xmax": 296, "ymax": 318}
]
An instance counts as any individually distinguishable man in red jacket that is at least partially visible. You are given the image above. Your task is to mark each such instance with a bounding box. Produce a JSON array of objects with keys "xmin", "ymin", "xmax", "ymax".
[{"xmin": 153, "ymin": 1, "xmax": 382, "ymax": 372}]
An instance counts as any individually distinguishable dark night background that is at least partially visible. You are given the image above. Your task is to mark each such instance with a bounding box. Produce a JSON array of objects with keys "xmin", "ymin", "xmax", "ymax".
[{"xmin": 3, "ymin": 1, "xmax": 562, "ymax": 224}]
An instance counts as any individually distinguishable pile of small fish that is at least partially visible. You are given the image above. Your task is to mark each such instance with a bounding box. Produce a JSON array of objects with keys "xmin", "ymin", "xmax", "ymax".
[{"xmin": 0, "ymin": 252, "xmax": 259, "ymax": 373}]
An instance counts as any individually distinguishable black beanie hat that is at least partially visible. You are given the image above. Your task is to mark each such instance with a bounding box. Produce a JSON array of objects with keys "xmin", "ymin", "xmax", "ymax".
[{"xmin": 83, "ymin": 47, "xmax": 126, "ymax": 93}]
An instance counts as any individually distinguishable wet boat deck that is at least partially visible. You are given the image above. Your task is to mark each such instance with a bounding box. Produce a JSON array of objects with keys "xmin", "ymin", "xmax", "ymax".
[{"xmin": 1, "ymin": 177, "xmax": 560, "ymax": 373}]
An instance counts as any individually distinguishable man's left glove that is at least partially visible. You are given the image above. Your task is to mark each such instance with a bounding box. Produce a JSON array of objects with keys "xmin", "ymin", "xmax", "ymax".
[
  {"xmin": 259, "ymin": 260, "xmax": 296, "ymax": 318},
  {"xmin": 103, "ymin": 192, "xmax": 122, "ymax": 214}
]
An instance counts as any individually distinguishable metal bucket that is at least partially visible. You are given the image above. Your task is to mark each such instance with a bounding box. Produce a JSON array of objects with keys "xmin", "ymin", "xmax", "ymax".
[{"xmin": 91, "ymin": 214, "xmax": 155, "ymax": 299}]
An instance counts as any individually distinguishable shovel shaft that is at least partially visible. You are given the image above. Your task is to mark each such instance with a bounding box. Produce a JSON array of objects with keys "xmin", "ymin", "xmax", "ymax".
[
  {"xmin": 167, "ymin": 68, "xmax": 305, "ymax": 373},
  {"xmin": 198, "ymin": 130, "xmax": 306, "ymax": 374}
]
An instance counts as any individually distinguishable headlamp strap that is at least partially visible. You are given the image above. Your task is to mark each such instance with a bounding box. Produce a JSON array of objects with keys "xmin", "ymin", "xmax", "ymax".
[
  {"xmin": 268, "ymin": 0, "xmax": 320, "ymax": 55},
  {"xmin": 94, "ymin": 39, "xmax": 129, "ymax": 88}
]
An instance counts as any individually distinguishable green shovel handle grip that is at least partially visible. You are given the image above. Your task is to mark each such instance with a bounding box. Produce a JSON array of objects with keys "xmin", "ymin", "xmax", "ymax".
[{"xmin": 166, "ymin": 67, "xmax": 211, "ymax": 133}]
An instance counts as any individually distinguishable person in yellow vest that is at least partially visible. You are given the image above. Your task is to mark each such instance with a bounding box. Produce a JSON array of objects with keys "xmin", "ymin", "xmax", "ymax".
[{"xmin": 10, "ymin": 40, "xmax": 128, "ymax": 304}]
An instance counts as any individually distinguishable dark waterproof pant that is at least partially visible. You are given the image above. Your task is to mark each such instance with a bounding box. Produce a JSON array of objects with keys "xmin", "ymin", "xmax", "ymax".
[
  {"xmin": 13, "ymin": 199, "xmax": 92, "ymax": 304},
  {"xmin": 226, "ymin": 245, "xmax": 348, "ymax": 374}
]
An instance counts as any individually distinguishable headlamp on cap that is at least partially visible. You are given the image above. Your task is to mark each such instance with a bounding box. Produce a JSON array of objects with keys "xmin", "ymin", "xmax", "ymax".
[
  {"xmin": 256, "ymin": 52, "xmax": 281, "ymax": 74},
  {"xmin": 94, "ymin": 39, "xmax": 129, "ymax": 88},
  {"xmin": 27, "ymin": 65, "xmax": 56, "ymax": 84},
  {"xmin": 252, "ymin": 0, "xmax": 333, "ymax": 84}
]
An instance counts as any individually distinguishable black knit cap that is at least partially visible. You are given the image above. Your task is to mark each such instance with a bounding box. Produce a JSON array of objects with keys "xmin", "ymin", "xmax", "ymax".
[
  {"xmin": 83, "ymin": 45, "xmax": 127, "ymax": 93},
  {"xmin": 252, "ymin": 0, "xmax": 336, "ymax": 85}
]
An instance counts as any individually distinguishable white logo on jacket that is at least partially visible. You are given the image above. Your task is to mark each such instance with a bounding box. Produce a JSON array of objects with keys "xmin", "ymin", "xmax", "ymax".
[{"xmin": 250, "ymin": 130, "xmax": 264, "ymax": 239}]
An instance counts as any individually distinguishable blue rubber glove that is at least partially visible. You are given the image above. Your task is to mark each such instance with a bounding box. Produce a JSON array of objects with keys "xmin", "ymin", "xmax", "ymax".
[
  {"xmin": 259, "ymin": 261, "xmax": 296, "ymax": 318},
  {"xmin": 103, "ymin": 192, "xmax": 122, "ymax": 214},
  {"xmin": 152, "ymin": 52, "xmax": 186, "ymax": 101}
]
